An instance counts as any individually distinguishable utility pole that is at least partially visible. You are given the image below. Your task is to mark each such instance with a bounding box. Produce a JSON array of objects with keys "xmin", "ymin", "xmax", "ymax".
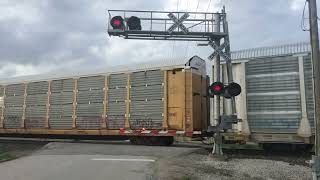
[
  {"xmin": 308, "ymin": 0, "xmax": 320, "ymax": 179},
  {"xmin": 222, "ymin": 6, "xmax": 235, "ymax": 115},
  {"xmin": 212, "ymin": 13, "xmax": 223, "ymax": 155}
]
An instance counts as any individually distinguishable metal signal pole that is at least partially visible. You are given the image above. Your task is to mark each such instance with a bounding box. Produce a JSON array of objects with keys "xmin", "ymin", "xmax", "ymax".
[
  {"xmin": 212, "ymin": 13, "xmax": 223, "ymax": 155},
  {"xmin": 308, "ymin": 0, "xmax": 320, "ymax": 179},
  {"xmin": 222, "ymin": 6, "xmax": 235, "ymax": 115}
]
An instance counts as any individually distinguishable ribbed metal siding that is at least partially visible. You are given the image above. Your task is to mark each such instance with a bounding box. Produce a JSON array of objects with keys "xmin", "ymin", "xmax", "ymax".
[
  {"xmin": 25, "ymin": 81, "xmax": 48, "ymax": 128},
  {"xmin": 303, "ymin": 56, "xmax": 315, "ymax": 129},
  {"xmin": 0, "ymin": 86, "xmax": 4, "ymax": 96},
  {"xmin": 107, "ymin": 74, "xmax": 127, "ymax": 129},
  {"xmin": 49, "ymin": 79, "xmax": 74, "ymax": 129},
  {"xmin": 49, "ymin": 105, "xmax": 73, "ymax": 129},
  {"xmin": 246, "ymin": 56, "xmax": 301, "ymax": 133},
  {"xmin": 129, "ymin": 70, "xmax": 164, "ymax": 129},
  {"xmin": 76, "ymin": 76, "xmax": 104, "ymax": 129},
  {"xmin": 51, "ymin": 79, "xmax": 74, "ymax": 92},
  {"xmin": 0, "ymin": 86, "xmax": 4, "ymax": 119},
  {"xmin": 231, "ymin": 42, "xmax": 310, "ymax": 60},
  {"xmin": 4, "ymin": 84, "xmax": 24, "ymax": 128}
]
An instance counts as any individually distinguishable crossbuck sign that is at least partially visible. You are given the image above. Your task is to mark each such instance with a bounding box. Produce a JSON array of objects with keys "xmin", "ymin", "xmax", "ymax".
[
  {"xmin": 208, "ymin": 40, "xmax": 231, "ymax": 61},
  {"xmin": 167, "ymin": 13, "xmax": 189, "ymax": 34}
]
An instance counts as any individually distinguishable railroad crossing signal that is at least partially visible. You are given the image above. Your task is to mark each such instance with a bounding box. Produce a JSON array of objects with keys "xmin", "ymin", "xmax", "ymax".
[
  {"xmin": 208, "ymin": 40, "xmax": 231, "ymax": 61},
  {"xmin": 208, "ymin": 82, "xmax": 241, "ymax": 98},
  {"xmin": 167, "ymin": 12, "xmax": 190, "ymax": 34}
]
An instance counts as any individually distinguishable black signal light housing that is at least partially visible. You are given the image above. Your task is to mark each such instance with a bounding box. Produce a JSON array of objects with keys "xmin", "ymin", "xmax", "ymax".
[{"xmin": 110, "ymin": 16, "xmax": 125, "ymax": 30}]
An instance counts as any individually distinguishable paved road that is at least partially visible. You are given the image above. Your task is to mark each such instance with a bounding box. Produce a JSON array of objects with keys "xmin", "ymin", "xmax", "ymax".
[{"xmin": 0, "ymin": 142, "xmax": 200, "ymax": 180}]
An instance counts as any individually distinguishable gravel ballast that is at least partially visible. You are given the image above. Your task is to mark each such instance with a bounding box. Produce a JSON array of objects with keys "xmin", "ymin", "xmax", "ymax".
[{"xmin": 158, "ymin": 149, "xmax": 312, "ymax": 180}]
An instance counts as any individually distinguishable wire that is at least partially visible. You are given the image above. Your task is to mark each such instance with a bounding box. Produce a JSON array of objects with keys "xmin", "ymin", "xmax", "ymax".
[
  {"xmin": 171, "ymin": 0, "xmax": 180, "ymax": 58},
  {"xmin": 206, "ymin": 0, "xmax": 212, "ymax": 12},
  {"xmin": 186, "ymin": 0, "xmax": 190, "ymax": 11},
  {"xmin": 184, "ymin": 0, "xmax": 201, "ymax": 57},
  {"xmin": 301, "ymin": 0, "xmax": 310, "ymax": 31}
]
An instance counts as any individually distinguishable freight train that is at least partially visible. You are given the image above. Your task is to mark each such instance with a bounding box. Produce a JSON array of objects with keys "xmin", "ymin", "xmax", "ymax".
[
  {"xmin": 0, "ymin": 56, "xmax": 209, "ymax": 145},
  {"xmin": 0, "ymin": 42, "xmax": 315, "ymax": 147}
]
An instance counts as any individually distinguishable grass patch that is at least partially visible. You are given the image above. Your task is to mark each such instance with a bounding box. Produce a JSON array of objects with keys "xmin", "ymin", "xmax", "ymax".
[
  {"xmin": 178, "ymin": 176, "xmax": 191, "ymax": 180},
  {"xmin": 0, "ymin": 152, "xmax": 17, "ymax": 162}
]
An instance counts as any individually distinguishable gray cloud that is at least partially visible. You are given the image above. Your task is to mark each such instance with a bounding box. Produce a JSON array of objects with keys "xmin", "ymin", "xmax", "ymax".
[{"xmin": 0, "ymin": 0, "xmax": 315, "ymax": 77}]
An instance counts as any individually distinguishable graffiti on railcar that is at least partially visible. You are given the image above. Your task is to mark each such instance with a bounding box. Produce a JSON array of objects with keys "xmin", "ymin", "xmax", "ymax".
[
  {"xmin": 107, "ymin": 115, "xmax": 125, "ymax": 129},
  {"xmin": 130, "ymin": 115, "xmax": 162, "ymax": 129}
]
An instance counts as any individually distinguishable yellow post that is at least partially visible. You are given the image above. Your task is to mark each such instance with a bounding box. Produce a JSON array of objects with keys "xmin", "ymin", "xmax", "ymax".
[
  {"xmin": 183, "ymin": 70, "xmax": 186, "ymax": 130},
  {"xmin": 72, "ymin": 79, "xmax": 78, "ymax": 129},
  {"xmin": 0, "ymin": 86, "xmax": 6, "ymax": 128},
  {"xmin": 45, "ymin": 81, "xmax": 51, "ymax": 128},
  {"xmin": 162, "ymin": 70, "xmax": 168, "ymax": 129},
  {"xmin": 21, "ymin": 83, "xmax": 27, "ymax": 128},
  {"xmin": 102, "ymin": 76, "xmax": 108, "ymax": 129},
  {"xmin": 189, "ymin": 70, "xmax": 194, "ymax": 131},
  {"xmin": 125, "ymin": 74, "xmax": 131, "ymax": 129}
]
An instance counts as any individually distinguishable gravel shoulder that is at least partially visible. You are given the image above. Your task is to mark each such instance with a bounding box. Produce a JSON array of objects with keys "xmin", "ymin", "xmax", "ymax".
[{"xmin": 157, "ymin": 148, "xmax": 312, "ymax": 180}]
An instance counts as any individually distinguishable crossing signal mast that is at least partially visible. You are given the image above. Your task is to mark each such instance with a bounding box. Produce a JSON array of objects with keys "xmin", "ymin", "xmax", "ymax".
[{"xmin": 107, "ymin": 8, "xmax": 240, "ymax": 155}]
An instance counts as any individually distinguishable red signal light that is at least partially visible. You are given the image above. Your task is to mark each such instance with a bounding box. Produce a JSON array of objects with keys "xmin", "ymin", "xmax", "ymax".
[
  {"xmin": 113, "ymin": 19, "xmax": 121, "ymax": 26},
  {"xmin": 208, "ymin": 82, "xmax": 242, "ymax": 98},
  {"xmin": 111, "ymin": 16, "xmax": 125, "ymax": 30},
  {"xmin": 208, "ymin": 82, "xmax": 225, "ymax": 97},
  {"xmin": 213, "ymin": 84, "xmax": 222, "ymax": 92}
]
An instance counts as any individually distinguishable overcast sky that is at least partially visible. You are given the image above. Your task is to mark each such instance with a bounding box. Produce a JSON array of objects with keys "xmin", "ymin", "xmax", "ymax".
[{"xmin": 0, "ymin": 0, "xmax": 315, "ymax": 77}]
